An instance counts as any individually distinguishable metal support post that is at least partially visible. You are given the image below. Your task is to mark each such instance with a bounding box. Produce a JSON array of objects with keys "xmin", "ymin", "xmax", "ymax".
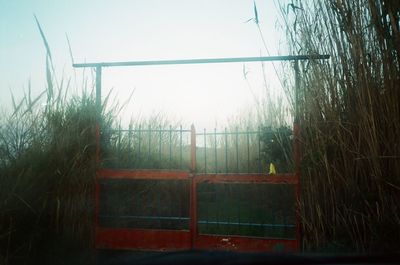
[{"xmin": 293, "ymin": 60, "xmax": 302, "ymax": 250}]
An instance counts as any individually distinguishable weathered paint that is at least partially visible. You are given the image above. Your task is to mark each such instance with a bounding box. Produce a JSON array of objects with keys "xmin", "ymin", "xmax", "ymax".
[
  {"xmin": 95, "ymin": 170, "xmax": 300, "ymax": 252},
  {"xmin": 194, "ymin": 174, "xmax": 298, "ymax": 185},
  {"xmin": 96, "ymin": 228, "xmax": 191, "ymax": 251},
  {"xmin": 194, "ymin": 234, "xmax": 299, "ymax": 252},
  {"xmin": 98, "ymin": 169, "xmax": 190, "ymax": 180}
]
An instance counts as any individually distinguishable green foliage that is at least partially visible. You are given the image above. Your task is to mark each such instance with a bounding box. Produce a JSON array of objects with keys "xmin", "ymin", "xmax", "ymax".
[
  {"xmin": 0, "ymin": 90, "xmax": 101, "ymax": 264},
  {"xmin": 260, "ymin": 126, "xmax": 293, "ymax": 173},
  {"xmin": 0, "ymin": 26, "xmax": 121, "ymax": 260}
]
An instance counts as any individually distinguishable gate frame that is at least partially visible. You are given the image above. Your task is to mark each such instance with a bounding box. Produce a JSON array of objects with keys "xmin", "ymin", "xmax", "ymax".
[
  {"xmin": 95, "ymin": 169, "xmax": 300, "ymax": 252},
  {"xmin": 73, "ymin": 54, "xmax": 330, "ymax": 252}
]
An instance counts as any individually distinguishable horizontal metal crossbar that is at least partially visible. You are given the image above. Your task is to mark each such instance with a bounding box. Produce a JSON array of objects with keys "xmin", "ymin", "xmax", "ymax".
[
  {"xmin": 99, "ymin": 215, "xmax": 295, "ymax": 228},
  {"xmin": 100, "ymin": 215, "xmax": 189, "ymax": 221},
  {"xmin": 98, "ymin": 169, "xmax": 190, "ymax": 180},
  {"xmin": 194, "ymin": 174, "xmax": 298, "ymax": 184},
  {"xmin": 73, "ymin": 55, "xmax": 330, "ymax": 68},
  {"xmin": 105, "ymin": 128, "xmax": 192, "ymax": 133},
  {"xmin": 196, "ymin": 131, "xmax": 260, "ymax": 136},
  {"xmin": 198, "ymin": 221, "xmax": 295, "ymax": 228}
]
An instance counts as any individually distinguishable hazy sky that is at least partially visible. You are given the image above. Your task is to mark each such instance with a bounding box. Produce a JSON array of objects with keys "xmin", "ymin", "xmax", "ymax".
[{"xmin": 0, "ymin": 0, "xmax": 287, "ymax": 130}]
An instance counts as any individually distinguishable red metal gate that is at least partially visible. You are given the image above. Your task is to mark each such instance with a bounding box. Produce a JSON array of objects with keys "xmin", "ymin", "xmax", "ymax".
[
  {"xmin": 70, "ymin": 55, "xmax": 331, "ymax": 253},
  {"xmin": 94, "ymin": 125, "xmax": 301, "ymax": 252}
]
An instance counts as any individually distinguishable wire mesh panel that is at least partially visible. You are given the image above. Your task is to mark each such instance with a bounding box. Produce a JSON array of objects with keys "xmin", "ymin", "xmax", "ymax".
[
  {"xmin": 197, "ymin": 183, "xmax": 295, "ymax": 239},
  {"xmin": 95, "ymin": 170, "xmax": 192, "ymax": 251},
  {"xmin": 99, "ymin": 179, "xmax": 190, "ymax": 230},
  {"xmin": 193, "ymin": 174, "xmax": 299, "ymax": 252}
]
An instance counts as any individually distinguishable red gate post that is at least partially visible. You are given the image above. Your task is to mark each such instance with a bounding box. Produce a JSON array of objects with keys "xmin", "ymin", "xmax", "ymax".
[{"xmin": 189, "ymin": 124, "xmax": 197, "ymax": 249}]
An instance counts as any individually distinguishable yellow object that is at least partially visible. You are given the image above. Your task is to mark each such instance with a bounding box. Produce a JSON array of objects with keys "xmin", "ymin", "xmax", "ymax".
[{"xmin": 269, "ymin": 163, "xmax": 276, "ymax": 174}]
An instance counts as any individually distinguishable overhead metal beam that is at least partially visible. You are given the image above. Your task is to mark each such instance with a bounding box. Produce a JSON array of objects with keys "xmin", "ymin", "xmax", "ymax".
[{"xmin": 73, "ymin": 54, "xmax": 330, "ymax": 68}]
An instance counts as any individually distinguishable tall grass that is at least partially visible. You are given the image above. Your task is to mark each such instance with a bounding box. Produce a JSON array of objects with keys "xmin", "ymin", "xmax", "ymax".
[
  {"xmin": 0, "ymin": 61, "xmax": 120, "ymax": 264},
  {"xmin": 0, "ymin": 16, "xmax": 129, "ymax": 264},
  {"xmin": 278, "ymin": 0, "xmax": 400, "ymax": 252}
]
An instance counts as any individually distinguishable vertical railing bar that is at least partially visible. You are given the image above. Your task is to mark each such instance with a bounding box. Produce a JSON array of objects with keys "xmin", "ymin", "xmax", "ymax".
[
  {"xmin": 169, "ymin": 125, "xmax": 172, "ymax": 169},
  {"xmin": 225, "ymin": 127, "xmax": 228, "ymax": 173},
  {"xmin": 148, "ymin": 125, "xmax": 151, "ymax": 164},
  {"xmin": 138, "ymin": 125, "xmax": 141, "ymax": 168},
  {"xmin": 204, "ymin": 128, "xmax": 207, "ymax": 174},
  {"xmin": 180, "ymin": 125, "xmax": 183, "ymax": 170},
  {"xmin": 159, "ymin": 125, "xmax": 162, "ymax": 164},
  {"xmin": 247, "ymin": 127, "xmax": 250, "ymax": 173},
  {"xmin": 190, "ymin": 125, "xmax": 196, "ymax": 173},
  {"xmin": 236, "ymin": 127, "xmax": 239, "ymax": 173},
  {"xmin": 95, "ymin": 123, "xmax": 100, "ymax": 167},
  {"xmin": 117, "ymin": 124, "xmax": 121, "ymax": 168},
  {"xmin": 214, "ymin": 128, "xmax": 217, "ymax": 173},
  {"xmin": 128, "ymin": 124, "xmax": 132, "ymax": 167}
]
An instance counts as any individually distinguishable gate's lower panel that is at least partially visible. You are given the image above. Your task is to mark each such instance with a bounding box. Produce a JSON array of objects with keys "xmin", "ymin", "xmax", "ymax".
[
  {"xmin": 194, "ymin": 235, "xmax": 298, "ymax": 252},
  {"xmin": 96, "ymin": 228, "xmax": 191, "ymax": 251},
  {"xmin": 95, "ymin": 170, "xmax": 300, "ymax": 253}
]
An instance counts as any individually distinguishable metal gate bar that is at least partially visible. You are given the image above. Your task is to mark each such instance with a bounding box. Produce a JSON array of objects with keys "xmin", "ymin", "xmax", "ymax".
[{"xmin": 73, "ymin": 55, "xmax": 329, "ymax": 68}]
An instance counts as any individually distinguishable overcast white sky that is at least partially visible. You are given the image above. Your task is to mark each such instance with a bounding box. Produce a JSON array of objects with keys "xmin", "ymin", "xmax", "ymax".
[{"xmin": 0, "ymin": 0, "xmax": 288, "ymax": 130}]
